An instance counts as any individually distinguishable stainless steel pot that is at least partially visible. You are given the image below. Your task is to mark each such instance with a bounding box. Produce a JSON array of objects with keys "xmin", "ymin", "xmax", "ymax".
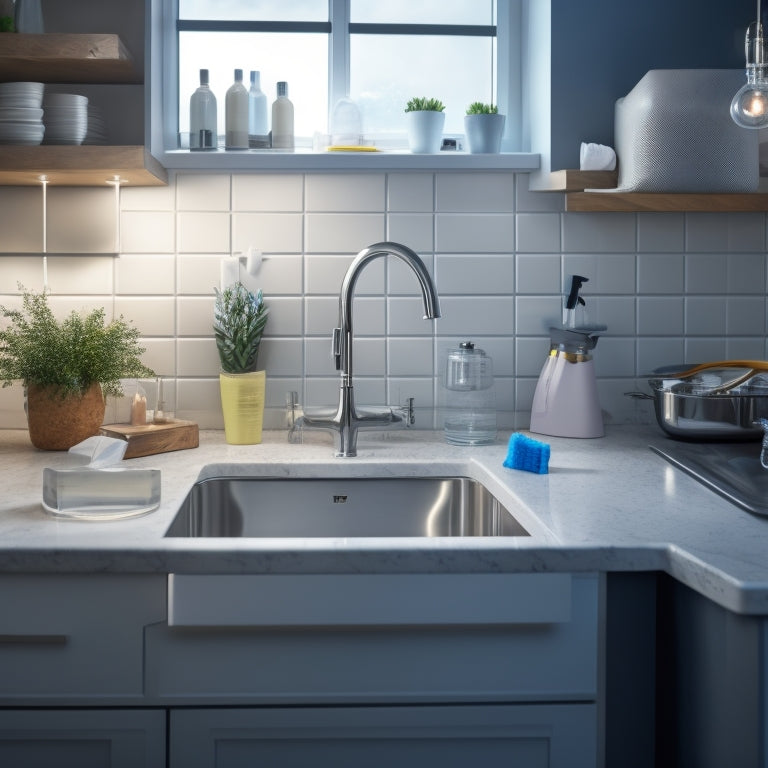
[{"xmin": 628, "ymin": 389, "xmax": 768, "ymax": 440}]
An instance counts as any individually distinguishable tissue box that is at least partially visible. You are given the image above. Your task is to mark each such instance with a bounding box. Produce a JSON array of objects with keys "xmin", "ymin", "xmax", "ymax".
[{"xmin": 614, "ymin": 69, "xmax": 759, "ymax": 193}]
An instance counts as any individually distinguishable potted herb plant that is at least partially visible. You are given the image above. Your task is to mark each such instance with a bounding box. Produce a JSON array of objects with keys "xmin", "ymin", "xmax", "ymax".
[
  {"xmin": 404, "ymin": 96, "xmax": 445, "ymax": 153},
  {"xmin": 464, "ymin": 102, "xmax": 506, "ymax": 154},
  {"xmin": 213, "ymin": 281, "xmax": 269, "ymax": 444},
  {"xmin": 0, "ymin": 287, "xmax": 154, "ymax": 450}
]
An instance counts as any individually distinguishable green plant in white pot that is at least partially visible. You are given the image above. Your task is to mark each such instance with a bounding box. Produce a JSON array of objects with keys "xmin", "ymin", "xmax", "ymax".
[
  {"xmin": 405, "ymin": 96, "xmax": 445, "ymax": 153},
  {"xmin": 213, "ymin": 282, "xmax": 269, "ymax": 444},
  {"xmin": 464, "ymin": 102, "xmax": 506, "ymax": 154}
]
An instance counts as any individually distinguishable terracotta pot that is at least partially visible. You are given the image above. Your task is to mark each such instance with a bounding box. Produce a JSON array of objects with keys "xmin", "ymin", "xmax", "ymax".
[{"xmin": 26, "ymin": 382, "xmax": 106, "ymax": 450}]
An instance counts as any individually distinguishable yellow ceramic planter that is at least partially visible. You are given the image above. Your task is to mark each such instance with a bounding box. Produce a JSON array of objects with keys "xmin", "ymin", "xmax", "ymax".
[{"xmin": 219, "ymin": 371, "xmax": 266, "ymax": 445}]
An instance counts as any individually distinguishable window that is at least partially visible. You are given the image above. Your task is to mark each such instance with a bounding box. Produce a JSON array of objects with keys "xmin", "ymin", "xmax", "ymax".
[{"xmin": 175, "ymin": 0, "xmax": 516, "ymax": 149}]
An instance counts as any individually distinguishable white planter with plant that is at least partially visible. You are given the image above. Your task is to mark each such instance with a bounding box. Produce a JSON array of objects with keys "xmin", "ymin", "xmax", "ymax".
[
  {"xmin": 464, "ymin": 102, "xmax": 505, "ymax": 154},
  {"xmin": 213, "ymin": 282, "xmax": 269, "ymax": 444},
  {"xmin": 405, "ymin": 97, "xmax": 445, "ymax": 153}
]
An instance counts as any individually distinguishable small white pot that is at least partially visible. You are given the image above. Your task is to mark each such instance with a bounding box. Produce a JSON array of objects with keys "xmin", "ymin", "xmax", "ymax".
[
  {"xmin": 406, "ymin": 110, "xmax": 445, "ymax": 154},
  {"xmin": 464, "ymin": 113, "xmax": 506, "ymax": 154}
]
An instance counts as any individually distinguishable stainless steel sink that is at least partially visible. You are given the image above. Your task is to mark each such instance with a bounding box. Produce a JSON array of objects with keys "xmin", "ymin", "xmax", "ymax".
[
  {"xmin": 165, "ymin": 476, "xmax": 530, "ymax": 538},
  {"xmin": 651, "ymin": 441, "xmax": 768, "ymax": 516}
]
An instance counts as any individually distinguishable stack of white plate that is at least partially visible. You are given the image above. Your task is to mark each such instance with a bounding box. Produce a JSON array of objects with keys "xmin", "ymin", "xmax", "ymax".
[
  {"xmin": 0, "ymin": 82, "xmax": 45, "ymax": 145},
  {"xmin": 84, "ymin": 103, "xmax": 107, "ymax": 145},
  {"xmin": 42, "ymin": 93, "xmax": 88, "ymax": 145}
]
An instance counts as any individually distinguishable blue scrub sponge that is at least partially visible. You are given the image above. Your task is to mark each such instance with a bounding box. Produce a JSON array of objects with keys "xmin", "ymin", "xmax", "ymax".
[{"xmin": 503, "ymin": 432, "xmax": 550, "ymax": 474}]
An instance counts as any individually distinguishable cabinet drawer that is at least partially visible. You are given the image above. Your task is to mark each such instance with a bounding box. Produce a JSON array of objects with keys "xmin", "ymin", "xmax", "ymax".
[
  {"xmin": 0, "ymin": 574, "xmax": 166, "ymax": 702},
  {"xmin": 147, "ymin": 574, "xmax": 599, "ymax": 704},
  {"xmin": 169, "ymin": 703, "xmax": 597, "ymax": 768}
]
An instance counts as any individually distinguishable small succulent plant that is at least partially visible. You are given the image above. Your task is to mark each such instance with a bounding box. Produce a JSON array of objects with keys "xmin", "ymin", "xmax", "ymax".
[
  {"xmin": 405, "ymin": 97, "xmax": 445, "ymax": 113},
  {"xmin": 466, "ymin": 102, "xmax": 499, "ymax": 115},
  {"xmin": 213, "ymin": 282, "xmax": 269, "ymax": 374}
]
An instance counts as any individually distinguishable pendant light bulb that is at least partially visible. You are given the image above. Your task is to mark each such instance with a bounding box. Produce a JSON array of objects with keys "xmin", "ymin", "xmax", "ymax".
[{"xmin": 731, "ymin": 17, "xmax": 768, "ymax": 129}]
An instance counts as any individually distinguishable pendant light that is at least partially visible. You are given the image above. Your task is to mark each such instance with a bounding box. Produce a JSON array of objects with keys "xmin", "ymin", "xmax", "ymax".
[{"xmin": 731, "ymin": 0, "xmax": 768, "ymax": 128}]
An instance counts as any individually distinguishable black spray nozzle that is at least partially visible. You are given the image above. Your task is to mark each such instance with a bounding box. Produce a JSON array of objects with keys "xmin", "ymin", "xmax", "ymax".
[{"xmin": 565, "ymin": 275, "xmax": 588, "ymax": 310}]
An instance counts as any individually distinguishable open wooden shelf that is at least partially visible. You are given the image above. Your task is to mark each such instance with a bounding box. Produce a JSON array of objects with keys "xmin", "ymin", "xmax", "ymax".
[
  {"xmin": 0, "ymin": 33, "xmax": 140, "ymax": 84},
  {"xmin": 0, "ymin": 145, "xmax": 167, "ymax": 186},
  {"xmin": 534, "ymin": 169, "xmax": 618, "ymax": 192},
  {"xmin": 565, "ymin": 192, "xmax": 768, "ymax": 213}
]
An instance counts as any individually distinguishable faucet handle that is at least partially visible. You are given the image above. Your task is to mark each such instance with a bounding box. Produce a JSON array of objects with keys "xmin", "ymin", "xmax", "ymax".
[{"xmin": 331, "ymin": 327, "xmax": 342, "ymax": 370}]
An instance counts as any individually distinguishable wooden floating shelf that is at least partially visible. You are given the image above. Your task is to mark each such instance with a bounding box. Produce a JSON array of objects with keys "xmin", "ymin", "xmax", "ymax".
[
  {"xmin": 0, "ymin": 33, "xmax": 140, "ymax": 84},
  {"xmin": 0, "ymin": 146, "xmax": 167, "ymax": 186},
  {"xmin": 565, "ymin": 192, "xmax": 768, "ymax": 213},
  {"xmin": 535, "ymin": 169, "xmax": 619, "ymax": 192}
]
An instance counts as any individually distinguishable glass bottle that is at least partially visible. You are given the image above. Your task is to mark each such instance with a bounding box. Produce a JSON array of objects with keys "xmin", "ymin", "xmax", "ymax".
[
  {"xmin": 248, "ymin": 70, "xmax": 269, "ymax": 148},
  {"xmin": 225, "ymin": 68, "xmax": 249, "ymax": 150},
  {"xmin": 189, "ymin": 68, "xmax": 217, "ymax": 150},
  {"xmin": 271, "ymin": 81, "xmax": 294, "ymax": 149}
]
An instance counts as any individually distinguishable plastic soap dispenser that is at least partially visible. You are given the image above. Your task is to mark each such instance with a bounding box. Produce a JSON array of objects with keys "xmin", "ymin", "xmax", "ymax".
[
  {"xmin": 225, "ymin": 68, "xmax": 249, "ymax": 150},
  {"xmin": 271, "ymin": 81, "xmax": 294, "ymax": 149},
  {"xmin": 441, "ymin": 341, "xmax": 497, "ymax": 445},
  {"xmin": 530, "ymin": 275, "xmax": 606, "ymax": 439},
  {"xmin": 248, "ymin": 70, "xmax": 269, "ymax": 148},
  {"xmin": 189, "ymin": 68, "xmax": 217, "ymax": 150}
]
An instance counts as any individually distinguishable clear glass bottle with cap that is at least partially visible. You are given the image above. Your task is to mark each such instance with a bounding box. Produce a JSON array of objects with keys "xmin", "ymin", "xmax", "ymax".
[
  {"xmin": 271, "ymin": 81, "xmax": 294, "ymax": 149},
  {"xmin": 189, "ymin": 68, "xmax": 217, "ymax": 150},
  {"xmin": 441, "ymin": 341, "xmax": 497, "ymax": 445},
  {"xmin": 225, "ymin": 68, "xmax": 249, "ymax": 150},
  {"xmin": 248, "ymin": 70, "xmax": 269, "ymax": 148}
]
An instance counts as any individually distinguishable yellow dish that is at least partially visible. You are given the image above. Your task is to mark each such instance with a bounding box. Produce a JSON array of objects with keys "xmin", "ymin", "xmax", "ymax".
[{"xmin": 326, "ymin": 145, "xmax": 379, "ymax": 152}]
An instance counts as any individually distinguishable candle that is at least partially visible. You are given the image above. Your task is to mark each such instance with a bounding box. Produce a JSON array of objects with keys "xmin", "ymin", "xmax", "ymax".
[{"xmin": 131, "ymin": 392, "xmax": 147, "ymax": 426}]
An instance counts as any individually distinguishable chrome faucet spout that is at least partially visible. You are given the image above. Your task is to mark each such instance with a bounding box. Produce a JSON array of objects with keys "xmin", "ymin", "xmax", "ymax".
[{"xmin": 301, "ymin": 242, "xmax": 440, "ymax": 457}]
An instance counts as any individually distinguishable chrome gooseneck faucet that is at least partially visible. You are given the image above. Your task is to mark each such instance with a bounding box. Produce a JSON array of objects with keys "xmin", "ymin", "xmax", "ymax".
[{"xmin": 298, "ymin": 241, "xmax": 441, "ymax": 457}]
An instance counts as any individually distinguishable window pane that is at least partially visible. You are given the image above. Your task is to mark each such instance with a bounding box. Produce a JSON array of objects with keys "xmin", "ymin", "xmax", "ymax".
[
  {"xmin": 351, "ymin": 0, "xmax": 493, "ymax": 26},
  {"xmin": 179, "ymin": 0, "xmax": 327, "ymax": 22},
  {"xmin": 179, "ymin": 32, "xmax": 328, "ymax": 140},
  {"xmin": 350, "ymin": 35, "xmax": 495, "ymax": 136}
]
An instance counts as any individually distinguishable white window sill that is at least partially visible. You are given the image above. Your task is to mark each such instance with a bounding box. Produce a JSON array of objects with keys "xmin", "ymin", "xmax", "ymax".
[{"xmin": 157, "ymin": 148, "xmax": 540, "ymax": 173}]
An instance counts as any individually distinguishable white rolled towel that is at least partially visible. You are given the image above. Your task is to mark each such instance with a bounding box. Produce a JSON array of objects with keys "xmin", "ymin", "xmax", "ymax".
[{"xmin": 579, "ymin": 142, "xmax": 616, "ymax": 171}]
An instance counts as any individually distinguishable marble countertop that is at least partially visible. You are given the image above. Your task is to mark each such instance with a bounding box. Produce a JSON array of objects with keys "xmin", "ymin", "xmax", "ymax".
[{"xmin": 2, "ymin": 425, "xmax": 768, "ymax": 615}]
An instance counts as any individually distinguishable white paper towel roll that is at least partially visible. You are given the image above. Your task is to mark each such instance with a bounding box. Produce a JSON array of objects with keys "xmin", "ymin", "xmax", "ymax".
[
  {"xmin": 220, "ymin": 257, "xmax": 239, "ymax": 290},
  {"xmin": 244, "ymin": 247, "xmax": 263, "ymax": 275}
]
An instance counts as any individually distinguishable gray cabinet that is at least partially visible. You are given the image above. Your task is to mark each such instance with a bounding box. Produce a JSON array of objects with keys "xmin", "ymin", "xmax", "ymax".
[
  {"xmin": 0, "ymin": 709, "xmax": 165, "ymax": 768},
  {"xmin": 170, "ymin": 704, "xmax": 597, "ymax": 768}
]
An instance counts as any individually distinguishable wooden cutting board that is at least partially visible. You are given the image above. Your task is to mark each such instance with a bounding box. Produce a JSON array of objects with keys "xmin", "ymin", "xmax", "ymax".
[{"xmin": 99, "ymin": 420, "xmax": 199, "ymax": 459}]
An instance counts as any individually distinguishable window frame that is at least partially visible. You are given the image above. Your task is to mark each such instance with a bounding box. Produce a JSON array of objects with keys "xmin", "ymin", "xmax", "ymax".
[{"xmin": 148, "ymin": 0, "xmax": 539, "ymax": 172}]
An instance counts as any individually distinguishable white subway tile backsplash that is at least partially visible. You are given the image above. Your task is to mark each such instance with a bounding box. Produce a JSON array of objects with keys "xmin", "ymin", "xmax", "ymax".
[
  {"xmin": 306, "ymin": 174, "xmax": 385, "ymax": 212},
  {"xmin": 637, "ymin": 213, "xmax": 684, "ymax": 252},
  {"xmin": 435, "ymin": 254, "xmax": 515, "ymax": 295},
  {"xmin": 117, "ymin": 296, "xmax": 176, "ymax": 336},
  {"xmin": 120, "ymin": 211, "xmax": 175, "ymax": 254},
  {"xmin": 637, "ymin": 252, "xmax": 684, "ymax": 294},
  {"xmin": 0, "ymin": 188, "xmax": 44, "ymax": 253},
  {"xmin": 388, "ymin": 173, "xmax": 434, "ymax": 212},
  {"xmin": 516, "ymin": 213, "xmax": 561, "ymax": 253},
  {"xmin": 232, "ymin": 174, "xmax": 303, "ymax": 211},
  {"xmin": 1, "ymin": 170, "xmax": 763, "ymax": 432},
  {"xmin": 176, "ymin": 296, "xmax": 213, "ymax": 336},
  {"xmin": 48, "ymin": 188, "xmax": 117, "ymax": 253},
  {"xmin": 233, "ymin": 212, "xmax": 303, "ymax": 254},
  {"xmin": 516, "ymin": 254, "xmax": 561, "ymax": 294},
  {"xmin": 116, "ymin": 254, "xmax": 175, "ymax": 295},
  {"xmin": 637, "ymin": 297, "xmax": 684, "ymax": 336},
  {"xmin": 686, "ymin": 212, "xmax": 765, "ymax": 252},
  {"xmin": 177, "ymin": 211, "xmax": 230, "ymax": 254},
  {"xmin": 436, "ymin": 173, "xmax": 515, "ymax": 213},
  {"xmin": 685, "ymin": 297, "xmax": 727, "ymax": 335},
  {"xmin": 435, "ymin": 214, "xmax": 514, "ymax": 253},
  {"xmin": 563, "ymin": 253, "xmax": 636, "ymax": 294},
  {"xmin": 387, "ymin": 213, "xmax": 434, "ymax": 252},
  {"xmin": 562, "ymin": 212, "xmax": 636, "ymax": 253},
  {"xmin": 177, "ymin": 174, "xmax": 230, "ymax": 211},
  {"xmin": 46, "ymin": 256, "xmax": 114, "ymax": 294}
]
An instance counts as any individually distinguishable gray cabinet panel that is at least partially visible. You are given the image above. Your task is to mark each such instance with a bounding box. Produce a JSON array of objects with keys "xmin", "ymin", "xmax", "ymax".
[
  {"xmin": 0, "ymin": 709, "xmax": 165, "ymax": 768},
  {"xmin": 170, "ymin": 704, "xmax": 597, "ymax": 768},
  {"xmin": 0, "ymin": 574, "xmax": 166, "ymax": 702}
]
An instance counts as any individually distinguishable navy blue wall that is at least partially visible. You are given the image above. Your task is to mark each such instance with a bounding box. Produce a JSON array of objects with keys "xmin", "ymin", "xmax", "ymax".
[{"xmin": 550, "ymin": 0, "xmax": 756, "ymax": 169}]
